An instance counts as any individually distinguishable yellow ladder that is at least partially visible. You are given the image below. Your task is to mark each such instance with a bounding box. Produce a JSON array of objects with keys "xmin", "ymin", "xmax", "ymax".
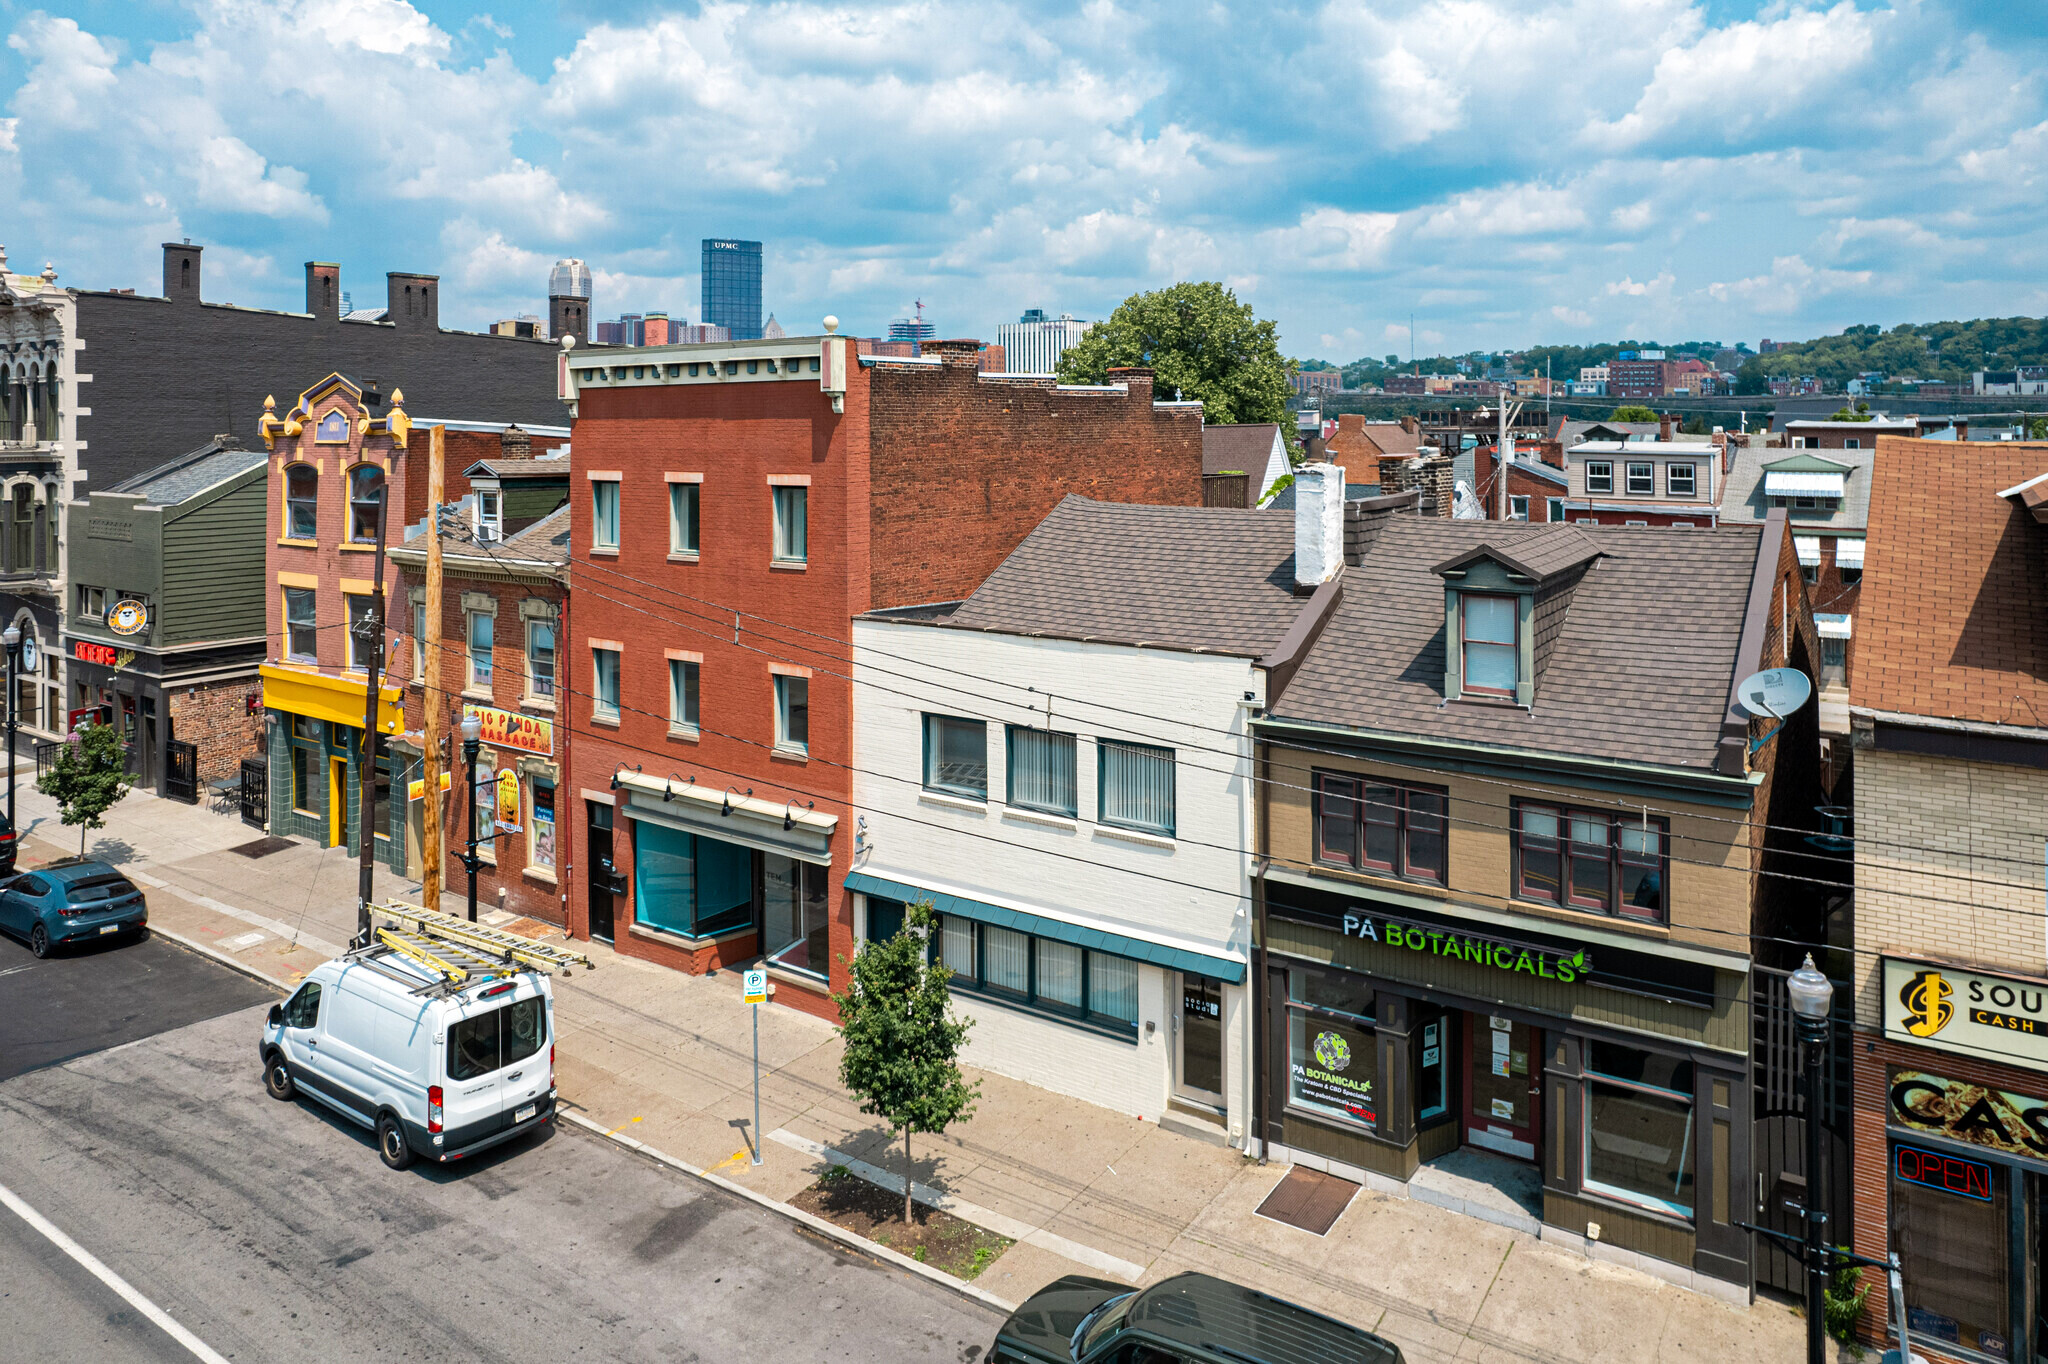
[{"xmin": 372, "ymin": 901, "xmax": 595, "ymax": 978}]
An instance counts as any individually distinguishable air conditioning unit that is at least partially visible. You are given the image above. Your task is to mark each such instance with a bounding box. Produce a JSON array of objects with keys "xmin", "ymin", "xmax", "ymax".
[{"xmin": 476, "ymin": 522, "xmax": 501, "ymax": 544}]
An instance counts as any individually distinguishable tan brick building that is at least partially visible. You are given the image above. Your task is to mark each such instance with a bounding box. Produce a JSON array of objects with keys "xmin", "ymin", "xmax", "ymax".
[{"xmin": 1847, "ymin": 437, "xmax": 2048, "ymax": 1360}]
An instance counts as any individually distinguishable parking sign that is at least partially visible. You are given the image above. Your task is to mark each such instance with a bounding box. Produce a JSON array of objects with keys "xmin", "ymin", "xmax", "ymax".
[{"xmin": 743, "ymin": 969, "xmax": 768, "ymax": 1004}]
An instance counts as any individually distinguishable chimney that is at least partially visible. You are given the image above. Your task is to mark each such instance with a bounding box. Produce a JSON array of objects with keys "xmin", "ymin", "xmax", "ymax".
[
  {"xmin": 1955, "ymin": 420, "xmax": 1969, "ymax": 441},
  {"xmin": 1659, "ymin": 412, "xmax": 1674, "ymax": 441},
  {"xmin": 1293, "ymin": 462, "xmax": 1345, "ymax": 592},
  {"xmin": 1106, "ymin": 365, "xmax": 1155, "ymax": 403},
  {"xmin": 162, "ymin": 241, "xmax": 203, "ymax": 305},
  {"xmin": 305, "ymin": 261, "xmax": 340, "ymax": 322},
  {"xmin": 500, "ymin": 424, "xmax": 531, "ymax": 459},
  {"xmin": 549, "ymin": 296, "xmax": 588, "ymax": 345},
  {"xmin": 386, "ymin": 271, "xmax": 440, "ymax": 332},
  {"xmin": 927, "ymin": 338, "xmax": 981, "ymax": 369},
  {"xmin": 1400, "ymin": 414, "xmax": 1420, "ymax": 435}
]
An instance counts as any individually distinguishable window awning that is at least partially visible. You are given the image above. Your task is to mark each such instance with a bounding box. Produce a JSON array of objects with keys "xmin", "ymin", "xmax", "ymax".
[
  {"xmin": 845, "ymin": 870, "xmax": 1247, "ymax": 983},
  {"xmin": 1815, "ymin": 614, "xmax": 1852, "ymax": 640},
  {"xmin": 1793, "ymin": 536, "xmax": 1822, "ymax": 566},
  {"xmin": 1765, "ymin": 471, "xmax": 1846, "ymax": 498},
  {"xmin": 618, "ymin": 770, "xmax": 835, "ymax": 865},
  {"xmin": 260, "ymin": 663, "xmax": 403, "ymax": 734},
  {"xmin": 1835, "ymin": 537, "xmax": 1865, "ymax": 569}
]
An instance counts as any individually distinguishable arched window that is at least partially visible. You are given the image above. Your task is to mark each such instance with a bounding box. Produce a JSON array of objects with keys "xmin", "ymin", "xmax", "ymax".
[
  {"xmin": 348, "ymin": 465, "xmax": 385, "ymax": 544},
  {"xmin": 285, "ymin": 464, "xmax": 318, "ymax": 540}
]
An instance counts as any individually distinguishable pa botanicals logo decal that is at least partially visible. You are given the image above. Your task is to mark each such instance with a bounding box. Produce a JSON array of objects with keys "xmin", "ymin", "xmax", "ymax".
[
  {"xmin": 1313, "ymin": 1031, "xmax": 1352, "ymax": 1072},
  {"xmin": 1900, "ymin": 970, "xmax": 1954, "ymax": 1039}
]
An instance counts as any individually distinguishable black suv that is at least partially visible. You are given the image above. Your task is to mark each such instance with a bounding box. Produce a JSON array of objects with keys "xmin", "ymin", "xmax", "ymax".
[{"xmin": 989, "ymin": 1272, "xmax": 1405, "ymax": 1364}]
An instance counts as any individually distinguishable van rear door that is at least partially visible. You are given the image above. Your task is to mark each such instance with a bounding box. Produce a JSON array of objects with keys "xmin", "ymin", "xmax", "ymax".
[
  {"xmin": 497, "ymin": 992, "xmax": 550, "ymax": 1124},
  {"xmin": 441, "ymin": 1003, "xmax": 505, "ymax": 1146}
]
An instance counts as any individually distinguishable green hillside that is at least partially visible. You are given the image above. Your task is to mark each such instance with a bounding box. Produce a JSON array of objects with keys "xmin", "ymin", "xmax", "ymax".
[{"xmin": 1735, "ymin": 318, "xmax": 2048, "ymax": 393}]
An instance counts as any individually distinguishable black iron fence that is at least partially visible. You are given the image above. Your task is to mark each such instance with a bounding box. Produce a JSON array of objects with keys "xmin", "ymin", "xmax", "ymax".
[
  {"xmin": 163, "ymin": 740, "xmax": 198, "ymax": 804},
  {"xmin": 238, "ymin": 756, "xmax": 267, "ymax": 828}
]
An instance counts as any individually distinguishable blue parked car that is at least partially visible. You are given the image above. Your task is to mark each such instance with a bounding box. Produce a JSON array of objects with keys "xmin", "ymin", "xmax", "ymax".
[{"xmin": 0, "ymin": 859, "xmax": 148, "ymax": 958}]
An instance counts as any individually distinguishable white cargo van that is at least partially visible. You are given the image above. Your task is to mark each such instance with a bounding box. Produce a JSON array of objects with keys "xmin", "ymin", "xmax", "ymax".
[{"xmin": 258, "ymin": 949, "xmax": 557, "ymax": 1169}]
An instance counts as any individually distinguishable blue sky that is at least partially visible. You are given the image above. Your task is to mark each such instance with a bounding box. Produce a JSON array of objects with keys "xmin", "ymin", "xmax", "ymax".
[{"xmin": 3, "ymin": 0, "xmax": 2043, "ymax": 362}]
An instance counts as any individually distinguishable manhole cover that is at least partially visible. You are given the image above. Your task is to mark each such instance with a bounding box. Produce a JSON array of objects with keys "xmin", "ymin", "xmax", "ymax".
[
  {"xmin": 1254, "ymin": 1165, "xmax": 1359, "ymax": 1236},
  {"xmin": 229, "ymin": 836, "xmax": 295, "ymax": 859}
]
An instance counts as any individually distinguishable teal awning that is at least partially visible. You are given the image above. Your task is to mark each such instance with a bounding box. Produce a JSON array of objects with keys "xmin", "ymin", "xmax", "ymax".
[{"xmin": 844, "ymin": 871, "xmax": 1246, "ymax": 984}]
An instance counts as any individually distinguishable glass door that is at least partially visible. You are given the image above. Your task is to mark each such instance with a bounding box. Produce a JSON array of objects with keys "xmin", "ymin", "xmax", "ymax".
[
  {"xmin": 1175, "ymin": 974, "xmax": 1225, "ymax": 1109},
  {"xmin": 1463, "ymin": 1011, "xmax": 1540, "ymax": 1161}
]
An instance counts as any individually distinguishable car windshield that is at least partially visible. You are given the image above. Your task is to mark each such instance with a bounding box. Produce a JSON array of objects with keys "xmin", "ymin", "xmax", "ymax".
[
  {"xmin": 1076, "ymin": 1292, "xmax": 1136, "ymax": 1357},
  {"xmin": 67, "ymin": 877, "xmax": 136, "ymax": 904}
]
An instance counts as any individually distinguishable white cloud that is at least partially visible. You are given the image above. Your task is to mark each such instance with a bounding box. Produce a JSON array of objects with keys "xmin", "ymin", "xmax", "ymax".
[
  {"xmin": 193, "ymin": 136, "xmax": 326, "ymax": 220},
  {"xmin": 1702, "ymin": 255, "xmax": 1873, "ymax": 315},
  {"xmin": 1418, "ymin": 182, "xmax": 1585, "ymax": 239},
  {"xmin": 1610, "ymin": 199, "xmax": 1655, "ymax": 232},
  {"xmin": 1551, "ymin": 305, "xmax": 1592, "ymax": 326},
  {"xmin": 294, "ymin": 0, "xmax": 450, "ymax": 59},
  {"xmin": 1265, "ymin": 207, "xmax": 1399, "ymax": 271},
  {"xmin": 1605, "ymin": 272, "xmax": 1674, "ymax": 298}
]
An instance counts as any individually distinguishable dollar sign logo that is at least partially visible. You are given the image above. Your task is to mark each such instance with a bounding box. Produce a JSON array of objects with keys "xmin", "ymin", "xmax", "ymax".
[{"xmin": 1899, "ymin": 970, "xmax": 1952, "ymax": 1038}]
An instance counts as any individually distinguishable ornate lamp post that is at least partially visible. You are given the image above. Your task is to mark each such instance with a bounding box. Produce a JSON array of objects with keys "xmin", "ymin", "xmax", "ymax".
[
  {"xmin": 2, "ymin": 625, "xmax": 20, "ymax": 840},
  {"xmin": 460, "ymin": 710, "xmax": 482, "ymax": 923},
  {"xmin": 1787, "ymin": 953, "xmax": 1837, "ymax": 1364}
]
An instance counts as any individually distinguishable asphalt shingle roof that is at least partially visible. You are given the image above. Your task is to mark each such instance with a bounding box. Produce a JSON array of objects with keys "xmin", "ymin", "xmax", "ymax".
[
  {"xmin": 943, "ymin": 495, "xmax": 1305, "ymax": 657},
  {"xmin": 1718, "ymin": 445, "xmax": 1872, "ymax": 531},
  {"xmin": 1273, "ymin": 518, "xmax": 1763, "ymax": 770},
  {"xmin": 107, "ymin": 441, "xmax": 266, "ymax": 506},
  {"xmin": 1201, "ymin": 424, "xmax": 1281, "ymax": 477}
]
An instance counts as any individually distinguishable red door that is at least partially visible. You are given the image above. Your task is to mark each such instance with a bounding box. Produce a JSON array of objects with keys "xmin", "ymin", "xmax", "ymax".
[{"xmin": 1462, "ymin": 1011, "xmax": 1542, "ymax": 1162}]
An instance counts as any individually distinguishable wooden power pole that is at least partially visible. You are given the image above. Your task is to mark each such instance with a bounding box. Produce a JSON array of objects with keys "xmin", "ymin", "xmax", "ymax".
[{"xmin": 420, "ymin": 424, "xmax": 446, "ymax": 911}]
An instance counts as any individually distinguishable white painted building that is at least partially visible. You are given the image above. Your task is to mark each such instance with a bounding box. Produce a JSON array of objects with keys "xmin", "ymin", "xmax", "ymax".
[
  {"xmin": 992, "ymin": 315, "xmax": 1092, "ymax": 377},
  {"xmin": 849, "ymin": 495, "xmax": 1321, "ymax": 1149}
]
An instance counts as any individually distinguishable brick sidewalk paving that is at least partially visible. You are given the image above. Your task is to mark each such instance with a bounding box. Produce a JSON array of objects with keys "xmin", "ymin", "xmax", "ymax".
[{"xmin": 15, "ymin": 782, "xmax": 1841, "ymax": 1363}]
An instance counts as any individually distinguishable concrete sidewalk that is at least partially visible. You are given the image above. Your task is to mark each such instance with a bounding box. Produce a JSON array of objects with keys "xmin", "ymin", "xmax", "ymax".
[{"xmin": 15, "ymin": 782, "xmax": 1840, "ymax": 1363}]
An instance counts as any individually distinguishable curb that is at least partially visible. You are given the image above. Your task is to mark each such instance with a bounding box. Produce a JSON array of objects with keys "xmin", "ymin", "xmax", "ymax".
[
  {"xmin": 558, "ymin": 1110, "xmax": 1018, "ymax": 1317},
  {"xmin": 150, "ymin": 924, "xmax": 294, "ymax": 995}
]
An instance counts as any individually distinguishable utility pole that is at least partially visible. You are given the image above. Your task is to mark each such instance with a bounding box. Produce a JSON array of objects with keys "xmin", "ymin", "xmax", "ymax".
[
  {"xmin": 354, "ymin": 485, "xmax": 390, "ymax": 948},
  {"xmin": 421, "ymin": 424, "xmax": 446, "ymax": 912}
]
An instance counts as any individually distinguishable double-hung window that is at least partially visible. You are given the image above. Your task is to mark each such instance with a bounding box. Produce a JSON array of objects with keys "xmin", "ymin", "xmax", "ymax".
[
  {"xmin": 1582, "ymin": 1042, "xmax": 1695, "ymax": 1218},
  {"xmin": 284, "ymin": 587, "xmax": 318, "ymax": 664},
  {"xmin": 466, "ymin": 610, "xmax": 493, "ymax": 689},
  {"xmin": 1098, "ymin": 739, "xmax": 1175, "ymax": 837},
  {"xmin": 923, "ymin": 714, "xmax": 987, "ymax": 800},
  {"xmin": 285, "ymin": 466, "xmax": 318, "ymax": 540},
  {"xmin": 591, "ymin": 479, "xmax": 620, "ymax": 551},
  {"xmin": 1510, "ymin": 495, "xmax": 1529, "ymax": 521},
  {"xmin": 348, "ymin": 466, "xmax": 385, "ymax": 544},
  {"xmin": 774, "ymin": 674, "xmax": 809, "ymax": 754},
  {"xmin": 1667, "ymin": 463, "xmax": 1696, "ymax": 496},
  {"xmin": 772, "ymin": 486, "xmax": 807, "ymax": 564},
  {"xmin": 1513, "ymin": 801, "xmax": 1667, "ymax": 922},
  {"xmin": 1625, "ymin": 462, "xmax": 1654, "ymax": 496},
  {"xmin": 669, "ymin": 657, "xmax": 699, "ymax": 733},
  {"xmin": 1312, "ymin": 772, "xmax": 1447, "ymax": 882},
  {"xmin": 1461, "ymin": 594, "xmax": 1518, "ymax": 695},
  {"xmin": 1005, "ymin": 725, "xmax": 1076, "ymax": 816},
  {"xmin": 344, "ymin": 593, "xmax": 378, "ymax": 672},
  {"xmin": 1585, "ymin": 461, "xmax": 1613, "ymax": 494},
  {"xmin": 592, "ymin": 647, "xmax": 620, "ymax": 721},
  {"xmin": 476, "ymin": 489, "xmax": 502, "ymax": 542},
  {"xmin": 669, "ymin": 481, "xmax": 700, "ymax": 556},
  {"xmin": 931, "ymin": 913, "xmax": 1138, "ymax": 1034},
  {"xmin": 526, "ymin": 618, "xmax": 555, "ymax": 699}
]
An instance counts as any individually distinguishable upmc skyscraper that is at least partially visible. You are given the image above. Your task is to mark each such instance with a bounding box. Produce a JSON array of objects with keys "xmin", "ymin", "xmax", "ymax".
[{"xmin": 701, "ymin": 239, "xmax": 763, "ymax": 341}]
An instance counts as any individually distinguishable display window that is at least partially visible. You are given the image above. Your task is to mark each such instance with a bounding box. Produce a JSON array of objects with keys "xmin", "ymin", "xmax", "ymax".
[
  {"xmin": 1286, "ymin": 967, "xmax": 1377, "ymax": 1130},
  {"xmin": 1890, "ymin": 1142, "xmax": 2012, "ymax": 1361},
  {"xmin": 1581, "ymin": 1040, "xmax": 1695, "ymax": 1219}
]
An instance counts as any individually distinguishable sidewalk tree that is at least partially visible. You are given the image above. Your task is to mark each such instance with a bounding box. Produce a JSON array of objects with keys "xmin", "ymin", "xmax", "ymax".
[
  {"xmin": 832, "ymin": 899, "xmax": 979, "ymax": 1224},
  {"xmin": 1056, "ymin": 281, "xmax": 1292, "ymax": 425},
  {"xmin": 39, "ymin": 720, "xmax": 134, "ymax": 856}
]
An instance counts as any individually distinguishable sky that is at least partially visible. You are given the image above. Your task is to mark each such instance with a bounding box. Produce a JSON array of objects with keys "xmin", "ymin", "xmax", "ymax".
[{"xmin": 2, "ymin": 0, "xmax": 2043, "ymax": 363}]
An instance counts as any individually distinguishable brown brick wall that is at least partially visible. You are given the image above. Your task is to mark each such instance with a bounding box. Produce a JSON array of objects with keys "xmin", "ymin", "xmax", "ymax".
[{"xmin": 167, "ymin": 677, "xmax": 262, "ymax": 782}]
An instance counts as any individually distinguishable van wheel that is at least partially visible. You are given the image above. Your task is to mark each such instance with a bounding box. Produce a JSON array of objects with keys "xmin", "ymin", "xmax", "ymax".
[
  {"xmin": 29, "ymin": 924, "xmax": 49, "ymax": 958},
  {"xmin": 377, "ymin": 1114, "xmax": 415, "ymax": 1171},
  {"xmin": 264, "ymin": 1055, "xmax": 295, "ymax": 1101}
]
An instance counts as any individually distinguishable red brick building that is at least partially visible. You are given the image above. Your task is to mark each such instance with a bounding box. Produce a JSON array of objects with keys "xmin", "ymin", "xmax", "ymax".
[
  {"xmin": 1471, "ymin": 437, "xmax": 1571, "ymax": 521},
  {"xmin": 1608, "ymin": 357, "xmax": 1674, "ymax": 398},
  {"xmin": 560, "ymin": 329, "xmax": 1204, "ymax": 1019}
]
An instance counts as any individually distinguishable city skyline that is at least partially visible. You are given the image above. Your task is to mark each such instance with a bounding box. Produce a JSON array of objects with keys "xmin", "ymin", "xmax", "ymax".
[{"xmin": 1, "ymin": 1, "xmax": 2038, "ymax": 360}]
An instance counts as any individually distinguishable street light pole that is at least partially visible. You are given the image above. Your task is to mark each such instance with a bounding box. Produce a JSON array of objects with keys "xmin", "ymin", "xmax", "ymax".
[
  {"xmin": 461, "ymin": 710, "xmax": 481, "ymax": 923},
  {"xmin": 2, "ymin": 625, "xmax": 20, "ymax": 844},
  {"xmin": 1787, "ymin": 953, "xmax": 1837, "ymax": 1364}
]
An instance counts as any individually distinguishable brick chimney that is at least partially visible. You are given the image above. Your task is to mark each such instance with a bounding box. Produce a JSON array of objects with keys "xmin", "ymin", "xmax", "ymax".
[
  {"xmin": 386, "ymin": 271, "xmax": 440, "ymax": 332},
  {"xmin": 1400, "ymin": 414, "xmax": 1420, "ymax": 435},
  {"xmin": 305, "ymin": 261, "xmax": 340, "ymax": 322},
  {"xmin": 500, "ymin": 424, "xmax": 531, "ymax": 459},
  {"xmin": 162, "ymin": 241, "xmax": 202, "ymax": 305},
  {"xmin": 1106, "ymin": 365, "xmax": 1155, "ymax": 403},
  {"xmin": 1659, "ymin": 412, "xmax": 1674, "ymax": 441},
  {"xmin": 927, "ymin": 339, "xmax": 981, "ymax": 368}
]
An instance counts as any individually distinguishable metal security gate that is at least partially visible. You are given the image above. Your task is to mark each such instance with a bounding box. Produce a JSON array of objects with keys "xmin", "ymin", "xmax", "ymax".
[
  {"xmin": 1752, "ymin": 962, "xmax": 1854, "ymax": 1295},
  {"xmin": 238, "ymin": 755, "xmax": 267, "ymax": 828},
  {"xmin": 164, "ymin": 740, "xmax": 198, "ymax": 804}
]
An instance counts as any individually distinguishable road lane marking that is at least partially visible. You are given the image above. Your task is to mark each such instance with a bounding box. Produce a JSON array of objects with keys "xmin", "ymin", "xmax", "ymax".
[{"xmin": 0, "ymin": 1178, "xmax": 232, "ymax": 1364}]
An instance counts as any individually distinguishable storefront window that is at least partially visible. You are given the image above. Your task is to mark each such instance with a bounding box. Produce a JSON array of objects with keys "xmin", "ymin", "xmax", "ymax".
[
  {"xmin": 529, "ymin": 781, "xmax": 555, "ymax": 872},
  {"xmin": 1583, "ymin": 1041, "xmax": 1695, "ymax": 1218},
  {"xmin": 1286, "ymin": 967, "xmax": 1377, "ymax": 1130},
  {"xmin": 761, "ymin": 852, "xmax": 829, "ymax": 977},
  {"xmin": 633, "ymin": 823, "xmax": 752, "ymax": 939},
  {"xmin": 1891, "ymin": 1143, "xmax": 2010, "ymax": 1360},
  {"xmin": 931, "ymin": 913, "xmax": 1139, "ymax": 1032},
  {"xmin": 1416, "ymin": 1013, "xmax": 1450, "ymax": 1123}
]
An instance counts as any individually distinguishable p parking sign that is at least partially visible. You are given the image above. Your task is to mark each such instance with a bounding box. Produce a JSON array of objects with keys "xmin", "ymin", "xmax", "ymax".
[{"xmin": 743, "ymin": 969, "xmax": 768, "ymax": 1005}]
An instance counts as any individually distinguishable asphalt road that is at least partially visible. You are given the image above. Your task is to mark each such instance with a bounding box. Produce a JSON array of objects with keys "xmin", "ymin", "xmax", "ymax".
[{"xmin": 0, "ymin": 950, "xmax": 1003, "ymax": 1362}]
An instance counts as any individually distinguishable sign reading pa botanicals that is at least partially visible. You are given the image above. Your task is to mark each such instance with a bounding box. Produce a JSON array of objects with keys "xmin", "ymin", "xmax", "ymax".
[
  {"xmin": 1338, "ymin": 909, "xmax": 1593, "ymax": 984},
  {"xmin": 1884, "ymin": 956, "xmax": 2048, "ymax": 1068}
]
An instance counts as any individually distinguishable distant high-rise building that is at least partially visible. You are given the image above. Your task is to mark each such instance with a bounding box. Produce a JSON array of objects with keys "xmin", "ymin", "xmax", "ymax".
[
  {"xmin": 993, "ymin": 313, "xmax": 1091, "ymax": 376},
  {"xmin": 701, "ymin": 239, "xmax": 762, "ymax": 341},
  {"xmin": 763, "ymin": 314, "xmax": 785, "ymax": 340},
  {"xmin": 887, "ymin": 317, "xmax": 935, "ymax": 345},
  {"xmin": 548, "ymin": 258, "xmax": 591, "ymax": 344},
  {"xmin": 1018, "ymin": 308, "xmax": 1049, "ymax": 324},
  {"xmin": 643, "ymin": 312, "xmax": 670, "ymax": 346}
]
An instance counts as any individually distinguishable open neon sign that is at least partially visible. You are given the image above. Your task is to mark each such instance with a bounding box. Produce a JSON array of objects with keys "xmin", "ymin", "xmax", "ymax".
[{"xmin": 1895, "ymin": 1143, "xmax": 1993, "ymax": 1201}]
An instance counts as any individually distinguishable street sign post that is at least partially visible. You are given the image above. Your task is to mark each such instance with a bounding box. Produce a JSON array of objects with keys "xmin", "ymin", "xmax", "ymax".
[{"xmin": 743, "ymin": 969, "xmax": 768, "ymax": 1165}]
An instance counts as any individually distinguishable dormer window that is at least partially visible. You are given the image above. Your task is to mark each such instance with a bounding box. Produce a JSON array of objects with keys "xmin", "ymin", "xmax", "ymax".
[
  {"xmin": 1461, "ymin": 595, "xmax": 1518, "ymax": 695},
  {"xmin": 476, "ymin": 488, "xmax": 502, "ymax": 542},
  {"xmin": 1626, "ymin": 462, "xmax": 1654, "ymax": 495},
  {"xmin": 1586, "ymin": 461, "xmax": 1613, "ymax": 494}
]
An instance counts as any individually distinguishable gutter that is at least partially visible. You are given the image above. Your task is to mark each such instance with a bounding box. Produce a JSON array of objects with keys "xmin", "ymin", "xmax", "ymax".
[{"xmin": 1714, "ymin": 508, "xmax": 1785, "ymax": 776}]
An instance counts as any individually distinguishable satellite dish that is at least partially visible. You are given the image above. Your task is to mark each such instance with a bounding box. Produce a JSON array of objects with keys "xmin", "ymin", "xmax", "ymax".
[{"xmin": 1736, "ymin": 667, "xmax": 1812, "ymax": 719}]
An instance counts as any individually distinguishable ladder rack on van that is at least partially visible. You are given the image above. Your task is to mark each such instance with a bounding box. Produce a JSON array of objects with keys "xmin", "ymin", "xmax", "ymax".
[{"xmin": 360, "ymin": 901, "xmax": 594, "ymax": 992}]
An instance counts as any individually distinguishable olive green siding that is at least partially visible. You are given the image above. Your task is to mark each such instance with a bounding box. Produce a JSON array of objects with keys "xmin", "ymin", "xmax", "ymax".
[
  {"xmin": 67, "ymin": 503, "xmax": 166, "ymax": 648},
  {"xmin": 1265, "ymin": 915, "xmax": 1749, "ymax": 1056},
  {"xmin": 503, "ymin": 482, "xmax": 568, "ymax": 525},
  {"xmin": 161, "ymin": 470, "xmax": 267, "ymax": 645}
]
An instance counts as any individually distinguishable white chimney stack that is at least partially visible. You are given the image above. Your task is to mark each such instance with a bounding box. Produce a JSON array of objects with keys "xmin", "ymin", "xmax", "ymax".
[{"xmin": 1294, "ymin": 461, "xmax": 1345, "ymax": 589}]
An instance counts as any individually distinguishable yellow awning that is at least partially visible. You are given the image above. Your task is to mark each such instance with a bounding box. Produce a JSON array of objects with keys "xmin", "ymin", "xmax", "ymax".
[{"xmin": 260, "ymin": 663, "xmax": 403, "ymax": 734}]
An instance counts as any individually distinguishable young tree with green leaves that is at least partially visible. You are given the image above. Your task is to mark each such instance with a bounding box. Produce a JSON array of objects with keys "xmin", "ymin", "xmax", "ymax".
[
  {"xmin": 832, "ymin": 900, "xmax": 980, "ymax": 1224},
  {"xmin": 1056, "ymin": 282, "xmax": 1292, "ymax": 425},
  {"xmin": 39, "ymin": 720, "xmax": 134, "ymax": 856},
  {"xmin": 1609, "ymin": 404, "xmax": 1660, "ymax": 423}
]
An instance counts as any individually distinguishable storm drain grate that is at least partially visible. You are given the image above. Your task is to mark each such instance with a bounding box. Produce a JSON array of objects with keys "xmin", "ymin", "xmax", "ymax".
[
  {"xmin": 1254, "ymin": 1165, "xmax": 1359, "ymax": 1236},
  {"xmin": 228, "ymin": 837, "xmax": 295, "ymax": 859}
]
